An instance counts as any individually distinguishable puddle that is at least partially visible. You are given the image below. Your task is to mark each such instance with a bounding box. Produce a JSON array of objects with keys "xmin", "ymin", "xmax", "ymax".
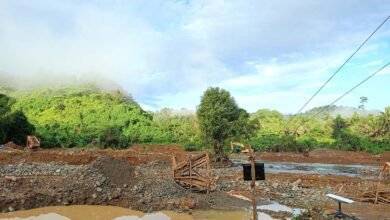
[
  {"xmin": 257, "ymin": 202, "xmax": 305, "ymax": 217},
  {"xmin": 114, "ymin": 213, "xmax": 171, "ymax": 220},
  {"xmin": 0, "ymin": 213, "xmax": 173, "ymax": 220},
  {"xmin": 0, "ymin": 205, "xmax": 307, "ymax": 220},
  {"xmin": 192, "ymin": 209, "xmax": 251, "ymax": 220},
  {"xmin": 257, "ymin": 212, "xmax": 273, "ymax": 220},
  {"xmin": 232, "ymin": 160, "xmax": 379, "ymax": 178},
  {"xmin": 0, "ymin": 213, "xmax": 70, "ymax": 220},
  {"xmin": 0, "ymin": 206, "xmax": 190, "ymax": 220}
]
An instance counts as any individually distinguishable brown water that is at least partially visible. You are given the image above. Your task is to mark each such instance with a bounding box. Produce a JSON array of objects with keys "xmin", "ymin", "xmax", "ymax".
[
  {"xmin": 0, "ymin": 206, "xmax": 251, "ymax": 220},
  {"xmin": 0, "ymin": 206, "xmax": 190, "ymax": 220}
]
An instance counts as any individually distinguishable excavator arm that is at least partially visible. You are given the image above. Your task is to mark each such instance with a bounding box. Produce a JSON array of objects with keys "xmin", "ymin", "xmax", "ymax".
[{"xmin": 230, "ymin": 142, "xmax": 252, "ymax": 153}]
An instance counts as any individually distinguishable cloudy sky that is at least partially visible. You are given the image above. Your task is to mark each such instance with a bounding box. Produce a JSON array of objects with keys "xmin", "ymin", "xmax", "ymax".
[{"xmin": 0, "ymin": 0, "xmax": 389, "ymax": 113}]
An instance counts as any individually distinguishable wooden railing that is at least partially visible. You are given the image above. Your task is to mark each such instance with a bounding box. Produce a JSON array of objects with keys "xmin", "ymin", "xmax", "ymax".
[{"xmin": 172, "ymin": 153, "xmax": 215, "ymax": 193}]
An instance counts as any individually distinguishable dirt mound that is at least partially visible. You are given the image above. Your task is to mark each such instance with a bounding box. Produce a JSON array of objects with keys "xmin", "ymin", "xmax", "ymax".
[
  {"xmin": 129, "ymin": 144, "xmax": 184, "ymax": 153},
  {"xmin": 3, "ymin": 142, "xmax": 24, "ymax": 151},
  {"xmin": 91, "ymin": 157, "xmax": 136, "ymax": 186},
  {"xmin": 309, "ymin": 148, "xmax": 338, "ymax": 157}
]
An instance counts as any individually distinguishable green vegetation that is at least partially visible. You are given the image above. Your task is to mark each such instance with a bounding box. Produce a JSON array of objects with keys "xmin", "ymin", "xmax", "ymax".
[
  {"xmin": 0, "ymin": 94, "xmax": 35, "ymax": 145},
  {"xmin": 196, "ymin": 87, "xmax": 257, "ymax": 161},
  {"xmin": 0, "ymin": 85, "xmax": 389, "ymax": 154},
  {"xmin": 3, "ymin": 86, "xmax": 200, "ymax": 149}
]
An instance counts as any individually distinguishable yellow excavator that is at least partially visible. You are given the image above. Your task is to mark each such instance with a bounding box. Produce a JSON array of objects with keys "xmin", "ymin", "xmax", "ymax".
[{"xmin": 230, "ymin": 142, "xmax": 253, "ymax": 153}]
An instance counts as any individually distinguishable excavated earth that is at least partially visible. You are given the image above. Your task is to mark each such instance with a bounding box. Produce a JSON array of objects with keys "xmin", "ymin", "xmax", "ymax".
[{"xmin": 0, "ymin": 145, "xmax": 389, "ymax": 219}]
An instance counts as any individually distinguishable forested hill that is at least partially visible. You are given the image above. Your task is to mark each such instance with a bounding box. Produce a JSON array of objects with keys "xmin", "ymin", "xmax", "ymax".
[
  {"xmin": 0, "ymin": 85, "xmax": 198, "ymax": 148},
  {"xmin": 6, "ymin": 86, "xmax": 148, "ymax": 147},
  {"xmin": 1, "ymin": 85, "xmax": 389, "ymax": 154}
]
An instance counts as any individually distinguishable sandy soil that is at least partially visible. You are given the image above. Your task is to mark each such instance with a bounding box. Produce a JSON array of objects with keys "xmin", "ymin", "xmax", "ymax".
[{"xmin": 0, "ymin": 144, "xmax": 190, "ymax": 166}]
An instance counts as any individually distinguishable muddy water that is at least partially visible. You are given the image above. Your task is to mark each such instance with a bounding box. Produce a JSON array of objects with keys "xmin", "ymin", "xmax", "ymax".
[
  {"xmin": 231, "ymin": 160, "xmax": 379, "ymax": 178},
  {"xmin": 0, "ymin": 206, "xmax": 253, "ymax": 220},
  {"xmin": 0, "ymin": 206, "xmax": 190, "ymax": 220}
]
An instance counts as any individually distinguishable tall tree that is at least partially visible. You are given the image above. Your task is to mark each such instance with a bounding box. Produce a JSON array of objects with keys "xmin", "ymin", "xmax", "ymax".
[
  {"xmin": 358, "ymin": 96, "xmax": 368, "ymax": 110},
  {"xmin": 378, "ymin": 107, "xmax": 390, "ymax": 138},
  {"xmin": 332, "ymin": 115, "xmax": 349, "ymax": 139},
  {"xmin": 0, "ymin": 94, "xmax": 15, "ymax": 143},
  {"xmin": 0, "ymin": 93, "xmax": 14, "ymax": 116},
  {"xmin": 196, "ymin": 87, "xmax": 255, "ymax": 162},
  {"xmin": 3, "ymin": 110, "xmax": 35, "ymax": 145}
]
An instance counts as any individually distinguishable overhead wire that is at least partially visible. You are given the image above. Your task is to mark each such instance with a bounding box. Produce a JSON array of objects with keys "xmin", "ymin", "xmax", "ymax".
[
  {"xmin": 291, "ymin": 61, "xmax": 390, "ymax": 133},
  {"xmin": 283, "ymin": 16, "xmax": 390, "ymax": 129}
]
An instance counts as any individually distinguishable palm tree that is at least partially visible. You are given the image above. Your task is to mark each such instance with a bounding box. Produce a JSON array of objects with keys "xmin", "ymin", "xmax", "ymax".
[
  {"xmin": 379, "ymin": 107, "xmax": 390, "ymax": 137},
  {"xmin": 361, "ymin": 116, "xmax": 381, "ymax": 138}
]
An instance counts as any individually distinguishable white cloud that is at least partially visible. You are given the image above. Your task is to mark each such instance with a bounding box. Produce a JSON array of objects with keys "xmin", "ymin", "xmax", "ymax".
[
  {"xmin": 378, "ymin": 67, "xmax": 390, "ymax": 75},
  {"xmin": 0, "ymin": 0, "xmax": 389, "ymax": 112}
]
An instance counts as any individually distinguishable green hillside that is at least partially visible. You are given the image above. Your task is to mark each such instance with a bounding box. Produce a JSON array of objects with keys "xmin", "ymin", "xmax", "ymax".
[
  {"xmin": 1, "ymin": 85, "xmax": 198, "ymax": 148},
  {"xmin": 0, "ymin": 85, "xmax": 389, "ymax": 154}
]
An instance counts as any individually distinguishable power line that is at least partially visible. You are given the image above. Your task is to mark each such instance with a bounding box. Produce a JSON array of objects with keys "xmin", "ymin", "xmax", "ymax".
[
  {"xmin": 284, "ymin": 16, "xmax": 390, "ymax": 128},
  {"xmin": 294, "ymin": 61, "xmax": 390, "ymax": 130}
]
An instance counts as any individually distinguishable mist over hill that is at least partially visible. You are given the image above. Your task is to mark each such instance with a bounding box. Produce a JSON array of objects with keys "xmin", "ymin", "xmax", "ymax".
[
  {"xmin": 0, "ymin": 75, "xmax": 384, "ymax": 118},
  {"xmin": 298, "ymin": 105, "xmax": 381, "ymax": 118},
  {"xmin": 0, "ymin": 72, "xmax": 125, "ymax": 94}
]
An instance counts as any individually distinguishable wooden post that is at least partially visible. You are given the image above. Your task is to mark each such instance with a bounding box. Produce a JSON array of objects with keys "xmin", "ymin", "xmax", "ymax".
[
  {"xmin": 189, "ymin": 155, "xmax": 192, "ymax": 191},
  {"xmin": 250, "ymin": 151, "xmax": 257, "ymax": 220},
  {"xmin": 206, "ymin": 153, "xmax": 210, "ymax": 194},
  {"xmin": 375, "ymin": 171, "xmax": 382, "ymax": 204},
  {"xmin": 172, "ymin": 155, "xmax": 177, "ymax": 178}
]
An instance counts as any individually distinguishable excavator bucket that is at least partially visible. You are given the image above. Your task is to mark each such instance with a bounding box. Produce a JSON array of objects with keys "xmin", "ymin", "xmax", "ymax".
[{"xmin": 26, "ymin": 136, "xmax": 40, "ymax": 149}]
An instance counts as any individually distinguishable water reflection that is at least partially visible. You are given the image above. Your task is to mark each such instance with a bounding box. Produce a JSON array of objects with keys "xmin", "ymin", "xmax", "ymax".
[
  {"xmin": 231, "ymin": 160, "xmax": 379, "ymax": 178},
  {"xmin": 0, "ymin": 204, "xmax": 306, "ymax": 220},
  {"xmin": 0, "ymin": 213, "xmax": 70, "ymax": 220},
  {"xmin": 257, "ymin": 202, "xmax": 304, "ymax": 217},
  {"xmin": 115, "ymin": 213, "xmax": 171, "ymax": 220},
  {"xmin": 0, "ymin": 206, "xmax": 187, "ymax": 220}
]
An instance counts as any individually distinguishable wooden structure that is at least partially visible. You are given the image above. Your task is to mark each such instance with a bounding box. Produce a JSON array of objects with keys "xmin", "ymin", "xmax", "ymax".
[
  {"xmin": 374, "ymin": 162, "xmax": 390, "ymax": 204},
  {"xmin": 26, "ymin": 136, "xmax": 40, "ymax": 149},
  {"xmin": 172, "ymin": 153, "xmax": 215, "ymax": 193}
]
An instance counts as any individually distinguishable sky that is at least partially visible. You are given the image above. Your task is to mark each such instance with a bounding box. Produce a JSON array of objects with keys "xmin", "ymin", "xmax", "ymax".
[{"xmin": 0, "ymin": 0, "xmax": 389, "ymax": 113}]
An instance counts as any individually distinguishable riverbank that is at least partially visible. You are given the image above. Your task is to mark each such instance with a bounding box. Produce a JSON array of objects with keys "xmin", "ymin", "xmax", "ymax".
[{"xmin": 0, "ymin": 146, "xmax": 389, "ymax": 219}]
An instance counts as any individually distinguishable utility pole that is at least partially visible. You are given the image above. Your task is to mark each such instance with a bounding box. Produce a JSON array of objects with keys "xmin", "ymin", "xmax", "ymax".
[{"xmin": 250, "ymin": 147, "xmax": 257, "ymax": 220}]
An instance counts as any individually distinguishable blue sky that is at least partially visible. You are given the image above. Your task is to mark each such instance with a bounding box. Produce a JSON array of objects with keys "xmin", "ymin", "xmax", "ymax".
[{"xmin": 0, "ymin": 0, "xmax": 389, "ymax": 113}]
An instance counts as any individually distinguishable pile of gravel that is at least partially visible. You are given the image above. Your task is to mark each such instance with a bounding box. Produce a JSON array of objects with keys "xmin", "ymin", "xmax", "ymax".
[
  {"xmin": 0, "ymin": 163, "xmax": 82, "ymax": 176},
  {"xmin": 90, "ymin": 157, "xmax": 137, "ymax": 187}
]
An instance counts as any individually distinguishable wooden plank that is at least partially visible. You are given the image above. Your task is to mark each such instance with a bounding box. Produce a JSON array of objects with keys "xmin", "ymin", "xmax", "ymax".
[
  {"xmin": 179, "ymin": 158, "xmax": 207, "ymax": 173},
  {"xmin": 174, "ymin": 175, "xmax": 208, "ymax": 182},
  {"xmin": 190, "ymin": 153, "xmax": 207, "ymax": 161},
  {"xmin": 190, "ymin": 155, "xmax": 192, "ymax": 191},
  {"xmin": 175, "ymin": 155, "xmax": 207, "ymax": 170},
  {"xmin": 176, "ymin": 179, "xmax": 210, "ymax": 188},
  {"xmin": 172, "ymin": 153, "xmax": 214, "ymax": 192},
  {"xmin": 206, "ymin": 153, "xmax": 210, "ymax": 194}
]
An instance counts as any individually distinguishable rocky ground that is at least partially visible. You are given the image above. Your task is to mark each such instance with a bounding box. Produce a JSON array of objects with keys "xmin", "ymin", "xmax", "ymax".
[{"xmin": 0, "ymin": 146, "xmax": 389, "ymax": 219}]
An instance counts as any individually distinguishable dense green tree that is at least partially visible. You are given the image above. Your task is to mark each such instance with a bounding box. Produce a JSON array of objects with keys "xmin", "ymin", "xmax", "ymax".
[
  {"xmin": 379, "ymin": 107, "xmax": 390, "ymax": 138},
  {"xmin": 0, "ymin": 94, "xmax": 35, "ymax": 145},
  {"xmin": 0, "ymin": 93, "xmax": 14, "ymax": 116},
  {"xmin": 196, "ymin": 87, "xmax": 255, "ymax": 162},
  {"xmin": 332, "ymin": 115, "xmax": 348, "ymax": 139},
  {"xmin": 3, "ymin": 110, "xmax": 35, "ymax": 145},
  {"xmin": 0, "ymin": 94, "xmax": 12, "ymax": 142},
  {"xmin": 251, "ymin": 109, "xmax": 284, "ymax": 135}
]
